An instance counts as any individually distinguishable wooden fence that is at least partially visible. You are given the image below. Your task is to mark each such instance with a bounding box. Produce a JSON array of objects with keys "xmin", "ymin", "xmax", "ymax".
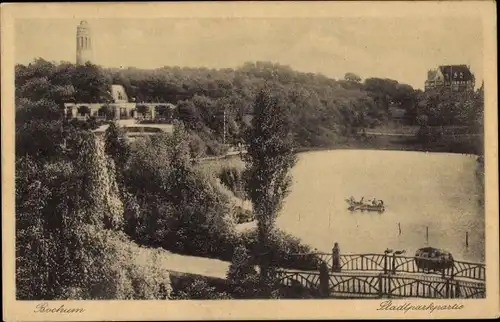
[
  {"xmin": 275, "ymin": 269, "xmax": 486, "ymax": 299},
  {"xmin": 286, "ymin": 252, "xmax": 486, "ymax": 282}
]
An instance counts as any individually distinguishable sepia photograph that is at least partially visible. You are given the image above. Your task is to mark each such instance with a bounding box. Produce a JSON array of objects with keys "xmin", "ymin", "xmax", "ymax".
[{"xmin": 2, "ymin": 1, "xmax": 498, "ymax": 321}]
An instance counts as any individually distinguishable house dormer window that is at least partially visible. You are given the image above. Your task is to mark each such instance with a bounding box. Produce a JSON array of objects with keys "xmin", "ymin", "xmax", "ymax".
[{"xmin": 454, "ymin": 72, "xmax": 458, "ymax": 79}]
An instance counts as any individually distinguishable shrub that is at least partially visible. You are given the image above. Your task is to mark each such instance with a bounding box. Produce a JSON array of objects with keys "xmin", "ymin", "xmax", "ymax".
[
  {"xmin": 206, "ymin": 139, "xmax": 229, "ymax": 156},
  {"xmin": 171, "ymin": 277, "xmax": 232, "ymax": 300},
  {"xmin": 227, "ymin": 245, "xmax": 260, "ymax": 298},
  {"xmin": 16, "ymin": 133, "xmax": 174, "ymax": 300},
  {"xmin": 15, "ymin": 153, "xmax": 173, "ymax": 300},
  {"xmin": 100, "ymin": 233, "xmax": 172, "ymax": 300},
  {"xmin": 53, "ymin": 232, "xmax": 172, "ymax": 300},
  {"xmin": 238, "ymin": 228, "xmax": 321, "ymax": 271},
  {"xmin": 155, "ymin": 170, "xmax": 237, "ymax": 257},
  {"xmin": 124, "ymin": 125, "xmax": 237, "ymax": 258},
  {"xmin": 188, "ymin": 132, "xmax": 207, "ymax": 159},
  {"xmin": 218, "ymin": 166, "xmax": 246, "ymax": 199}
]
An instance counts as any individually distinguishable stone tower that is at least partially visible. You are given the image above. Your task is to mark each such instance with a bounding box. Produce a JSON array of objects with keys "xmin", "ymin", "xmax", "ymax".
[{"xmin": 76, "ymin": 20, "xmax": 93, "ymax": 65}]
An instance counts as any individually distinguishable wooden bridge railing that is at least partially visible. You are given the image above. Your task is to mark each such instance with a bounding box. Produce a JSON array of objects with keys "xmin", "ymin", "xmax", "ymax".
[
  {"xmin": 285, "ymin": 252, "xmax": 486, "ymax": 282},
  {"xmin": 275, "ymin": 269, "xmax": 486, "ymax": 299}
]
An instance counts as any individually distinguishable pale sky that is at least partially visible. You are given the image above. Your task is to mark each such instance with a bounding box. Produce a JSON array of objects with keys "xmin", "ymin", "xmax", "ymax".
[{"xmin": 15, "ymin": 17, "xmax": 484, "ymax": 90}]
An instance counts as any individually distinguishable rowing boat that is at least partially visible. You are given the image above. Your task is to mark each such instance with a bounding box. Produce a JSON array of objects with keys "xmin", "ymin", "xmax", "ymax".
[{"xmin": 345, "ymin": 198, "xmax": 385, "ymax": 213}]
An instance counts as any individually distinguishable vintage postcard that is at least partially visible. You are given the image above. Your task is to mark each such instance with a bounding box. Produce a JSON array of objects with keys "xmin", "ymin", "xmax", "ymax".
[{"xmin": 1, "ymin": 1, "xmax": 498, "ymax": 321}]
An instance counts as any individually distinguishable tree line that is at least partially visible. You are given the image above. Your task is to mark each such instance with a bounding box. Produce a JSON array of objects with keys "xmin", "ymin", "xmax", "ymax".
[
  {"xmin": 16, "ymin": 59, "xmax": 428, "ymax": 150},
  {"xmin": 16, "ymin": 59, "xmax": 483, "ymax": 155}
]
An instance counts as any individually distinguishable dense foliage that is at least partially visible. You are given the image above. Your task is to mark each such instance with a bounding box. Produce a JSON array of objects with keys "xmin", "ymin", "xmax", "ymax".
[
  {"xmin": 14, "ymin": 60, "xmax": 174, "ymax": 300},
  {"xmin": 218, "ymin": 165, "xmax": 246, "ymax": 199},
  {"xmin": 123, "ymin": 124, "xmax": 237, "ymax": 257},
  {"xmin": 16, "ymin": 134, "xmax": 171, "ymax": 300},
  {"xmin": 15, "ymin": 59, "xmax": 426, "ymax": 151},
  {"xmin": 171, "ymin": 277, "xmax": 232, "ymax": 300}
]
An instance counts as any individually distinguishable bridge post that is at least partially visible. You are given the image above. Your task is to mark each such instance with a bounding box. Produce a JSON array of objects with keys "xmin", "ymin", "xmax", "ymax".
[
  {"xmin": 386, "ymin": 274, "xmax": 392, "ymax": 298},
  {"xmin": 377, "ymin": 274, "xmax": 383, "ymax": 298},
  {"xmin": 454, "ymin": 280, "xmax": 461, "ymax": 298},
  {"xmin": 319, "ymin": 262, "xmax": 329, "ymax": 298}
]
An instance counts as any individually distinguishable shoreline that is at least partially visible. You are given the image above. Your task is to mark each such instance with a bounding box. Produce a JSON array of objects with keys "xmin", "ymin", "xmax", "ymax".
[
  {"xmin": 212, "ymin": 136, "xmax": 482, "ymax": 163},
  {"xmin": 295, "ymin": 145, "xmax": 482, "ymax": 157},
  {"xmin": 207, "ymin": 133, "xmax": 482, "ymax": 159},
  {"xmin": 293, "ymin": 134, "xmax": 483, "ymax": 157}
]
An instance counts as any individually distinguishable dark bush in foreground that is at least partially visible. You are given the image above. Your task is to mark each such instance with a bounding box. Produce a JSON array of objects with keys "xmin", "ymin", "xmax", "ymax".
[
  {"xmin": 225, "ymin": 244, "xmax": 319, "ymax": 299},
  {"xmin": 170, "ymin": 275, "xmax": 232, "ymax": 300},
  {"xmin": 236, "ymin": 229, "xmax": 321, "ymax": 271},
  {"xmin": 226, "ymin": 245, "xmax": 260, "ymax": 298},
  {"xmin": 16, "ymin": 137, "xmax": 173, "ymax": 300}
]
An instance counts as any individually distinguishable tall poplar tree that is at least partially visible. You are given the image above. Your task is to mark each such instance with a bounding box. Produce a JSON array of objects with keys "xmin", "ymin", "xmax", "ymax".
[{"xmin": 243, "ymin": 85, "xmax": 297, "ymax": 294}]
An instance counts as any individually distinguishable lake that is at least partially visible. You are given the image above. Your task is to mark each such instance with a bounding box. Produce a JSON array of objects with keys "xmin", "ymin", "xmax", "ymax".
[{"xmin": 276, "ymin": 149, "xmax": 485, "ymax": 263}]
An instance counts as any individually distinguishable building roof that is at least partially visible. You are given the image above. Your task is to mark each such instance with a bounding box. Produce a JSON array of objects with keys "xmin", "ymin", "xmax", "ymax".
[
  {"xmin": 438, "ymin": 65, "xmax": 474, "ymax": 81},
  {"xmin": 111, "ymin": 84, "xmax": 129, "ymax": 103}
]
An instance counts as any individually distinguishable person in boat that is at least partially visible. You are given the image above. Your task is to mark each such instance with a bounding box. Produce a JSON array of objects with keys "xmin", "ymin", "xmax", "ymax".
[
  {"xmin": 365, "ymin": 198, "xmax": 374, "ymax": 206},
  {"xmin": 360, "ymin": 196, "xmax": 365, "ymax": 205}
]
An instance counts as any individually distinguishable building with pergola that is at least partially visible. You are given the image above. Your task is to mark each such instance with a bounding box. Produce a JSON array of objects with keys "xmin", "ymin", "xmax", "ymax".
[{"xmin": 66, "ymin": 20, "xmax": 175, "ymax": 122}]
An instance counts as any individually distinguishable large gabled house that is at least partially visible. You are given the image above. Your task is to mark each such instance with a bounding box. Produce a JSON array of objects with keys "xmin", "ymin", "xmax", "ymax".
[{"xmin": 424, "ymin": 65, "xmax": 475, "ymax": 92}]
